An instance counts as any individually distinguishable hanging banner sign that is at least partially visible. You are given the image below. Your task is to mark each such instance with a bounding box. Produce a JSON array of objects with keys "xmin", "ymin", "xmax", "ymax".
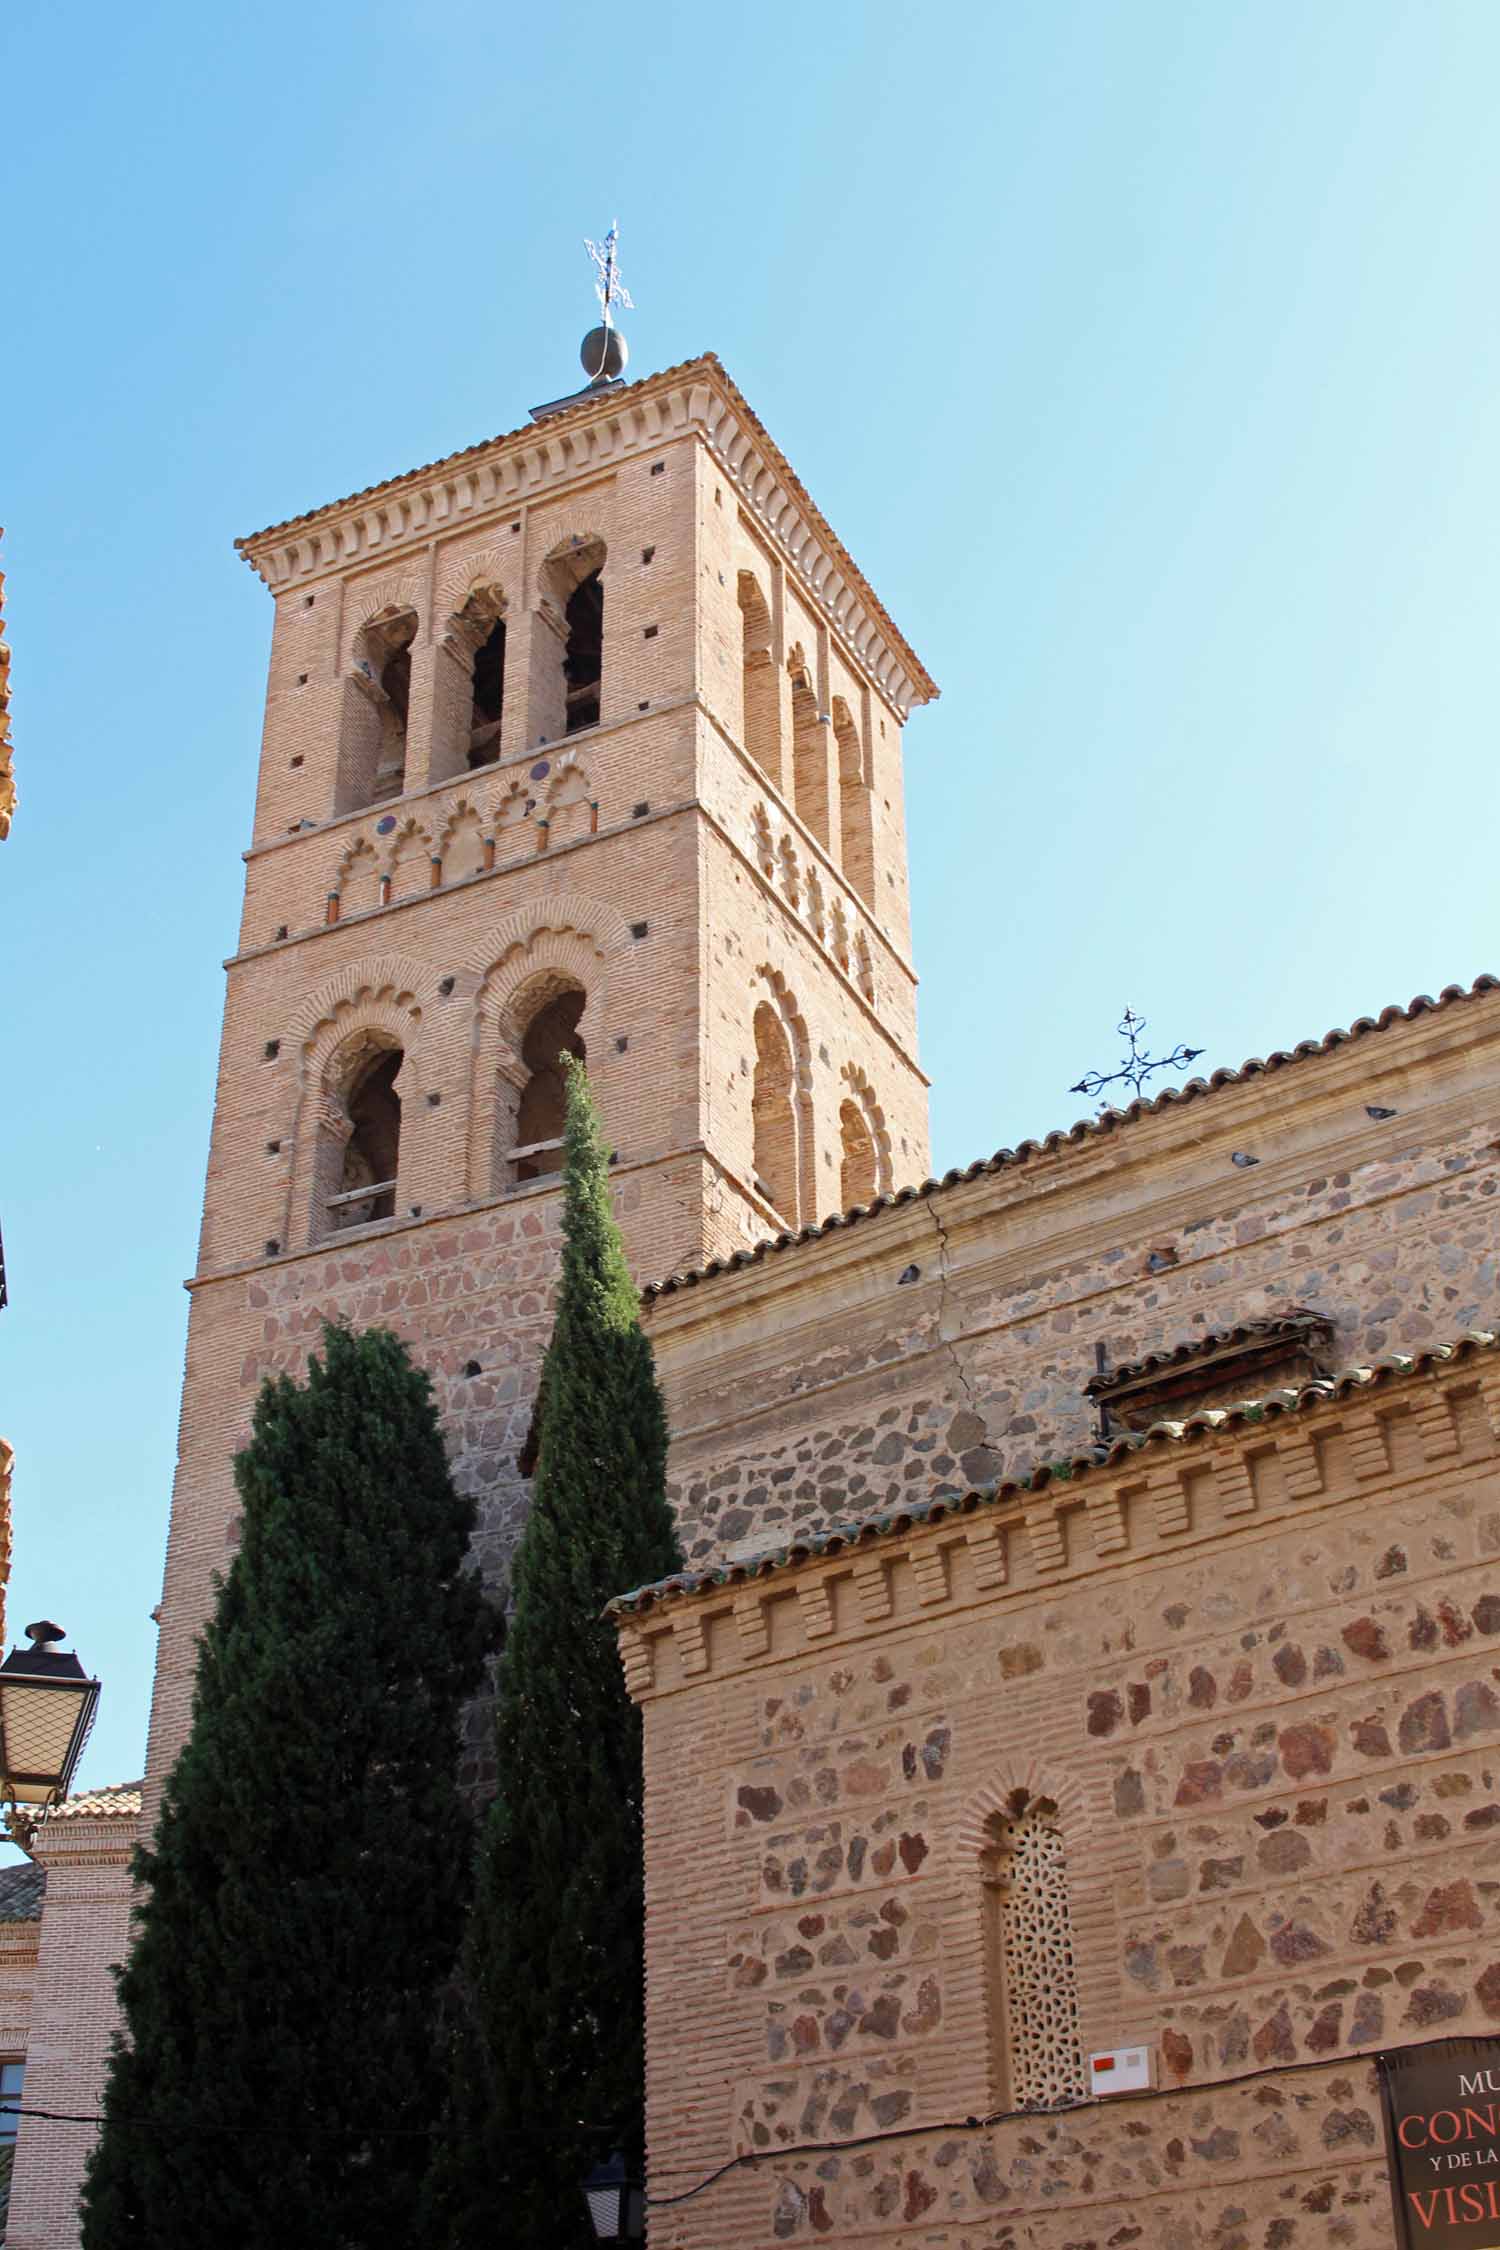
[{"xmin": 1380, "ymin": 2039, "xmax": 1500, "ymax": 2246}]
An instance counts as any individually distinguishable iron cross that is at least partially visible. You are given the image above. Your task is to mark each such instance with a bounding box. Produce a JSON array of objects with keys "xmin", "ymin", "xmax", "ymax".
[{"xmin": 1070, "ymin": 1008, "xmax": 1205, "ymax": 1106}]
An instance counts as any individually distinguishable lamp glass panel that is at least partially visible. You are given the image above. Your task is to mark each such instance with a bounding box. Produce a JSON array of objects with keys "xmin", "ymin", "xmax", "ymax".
[
  {"xmin": 0, "ymin": 1681, "xmax": 89, "ymax": 1795},
  {"xmin": 585, "ymin": 2183, "xmax": 620, "ymax": 2237}
]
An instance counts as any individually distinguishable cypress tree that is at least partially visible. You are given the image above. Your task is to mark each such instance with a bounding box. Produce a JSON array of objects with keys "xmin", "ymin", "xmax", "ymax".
[
  {"xmin": 430, "ymin": 1056, "xmax": 684, "ymax": 2249},
  {"xmin": 81, "ymin": 1323, "xmax": 493, "ymax": 2250}
]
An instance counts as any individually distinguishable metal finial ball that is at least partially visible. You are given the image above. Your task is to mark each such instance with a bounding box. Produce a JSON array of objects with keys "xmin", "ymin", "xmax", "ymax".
[{"xmin": 581, "ymin": 325, "xmax": 628, "ymax": 383}]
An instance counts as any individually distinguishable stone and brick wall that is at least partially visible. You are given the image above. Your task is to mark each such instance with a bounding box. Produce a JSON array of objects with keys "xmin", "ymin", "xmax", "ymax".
[
  {"xmin": 617, "ymin": 1335, "xmax": 1500, "ymax": 2247},
  {"xmin": 644, "ymin": 981, "xmax": 1500, "ymax": 1576},
  {"xmin": 3, "ymin": 1792, "xmax": 138, "ymax": 2250}
]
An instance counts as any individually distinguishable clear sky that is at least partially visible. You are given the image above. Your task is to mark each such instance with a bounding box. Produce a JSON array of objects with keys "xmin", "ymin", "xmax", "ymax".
[{"xmin": 3, "ymin": 0, "xmax": 1498, "ymax": 1796}]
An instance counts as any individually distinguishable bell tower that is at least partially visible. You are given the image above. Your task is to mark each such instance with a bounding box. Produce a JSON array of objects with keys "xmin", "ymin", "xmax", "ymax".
[{"xmin": 144, "ymin": 341, "xmax": 937, "ymax": 1796}]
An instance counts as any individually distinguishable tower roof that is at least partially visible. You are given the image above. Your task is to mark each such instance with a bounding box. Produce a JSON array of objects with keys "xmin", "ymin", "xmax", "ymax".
[{"xmin": 235, "ymin": 354, "xmax": 938, "ymax": 717}]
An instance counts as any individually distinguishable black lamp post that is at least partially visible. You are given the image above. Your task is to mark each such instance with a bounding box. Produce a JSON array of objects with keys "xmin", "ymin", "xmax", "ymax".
[
  {"xmin": 581, "ymin": 2150, "xmax": 645, "ymax": 2241},
  {"xmin": 0, "ymin": 1621, "xmax": 100, "ymax": 1816}
]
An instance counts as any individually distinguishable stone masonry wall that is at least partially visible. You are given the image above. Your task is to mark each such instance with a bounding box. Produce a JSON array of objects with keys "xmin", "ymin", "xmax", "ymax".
[
  {"xmin": 644, "ymin": 984, "xmax": 1500, "ymax": 1576},
  {"xmin": 619, "ymin": 1338, "xmax": 1500, "ymax": 2247}
]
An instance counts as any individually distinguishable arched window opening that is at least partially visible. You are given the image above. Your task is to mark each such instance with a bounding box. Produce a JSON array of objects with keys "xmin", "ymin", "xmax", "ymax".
[
  {"xmin": 752, "ymin": 1001, "xmax": 798, "ymax": 1225},
  {"xmin": 325, "ymin": 1041, "xmax": 403, "ymax": 1233},
  {"xmin": 563, "ymin": 572, "xmax": 603, "ymax": 733},
  {"xmin": 337, "ymin": 608, "xmax": 418, "ymax": 812},
  {"xmin": 839, "ymin": 1098, "xmax": 877, "ymax": 1209},
  {"xmin": 789, "ymin": 657, "xmax": 830, "ymax": 850},
  {"xmin": 833, "ymin": 699, "xmax": 876, "ymax": 906},
  {"xmin": 536, "ymin": 538, "xmax": 607, "ymax": 744},
  {"xmin": 508, "ymin": 984, "xmax": 586, "ymax": 1183},
  {"xmin": 981, "ymin": 1796, "xmax": 1086, "ymax": 2112},
  {"xmin": 430, "ymin": 587, "xmax": 508, "ymax": 784},
  {"xmin": 738, "ymin": 573, "xmax": 782, "ymax": 790},
  {"xmin": 468, "ymin": 618, "xmax": 508, "ymax": 766}
]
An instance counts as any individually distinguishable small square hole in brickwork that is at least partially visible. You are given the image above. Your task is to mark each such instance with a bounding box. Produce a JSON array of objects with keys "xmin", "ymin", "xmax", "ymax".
[
  {"xmin": 650, "ymin": 461, "xmax": 665, "ymax": 476},
  {"xmin": 438, "ymin": 976, "xmax": 455, "ymax": 998},
  {"xmin": 637, "ymin": 700, "xmax": 650, "ymax": 711},
  {"xmin": 715, "ymin": 487, "xmax": 722, "ymax": 505},
  {"xmin": 615, "ymin": 1036, "xmax": 629, "ymax": 1053},
  {"xmin": 643, "ymin": 625, "xmax": 658, "ymax": 639},
  {"xmin": 264, "ymin": 1040, "xmax": 280, "ymax": 1061},
  {"xmin": 297, "ymin": 672, "xmax": 308, "ymax": 686},
  {"xmin": 265, "ymin": 1238, "xmax": 281, "ymax": 1257},
  {"xmin": 511, "ymin": 520, "xmax": 521, "ymax": 533},
  {"xmin": 427, "ymin": 1091, "xmax": 442, "ymax": 1107},
  {"xmin": 464, "ymin": 1360, "xmax": 482, "ymax": 1378},
  {"xmin": 266, "ymin": 1139, "xmax": 281, "ymax": 1155},
  {"xmin": 641, "ymin": 546, "xmax": 655, "ymax": 564},
  {"xmin": 290, "ymin": 755, "xmax": 304, "ymax": 768},
  {"xmin": 409, "ymin": 1204, "xmax": 422, "ymax": 1218},
  {"xmin": 303, "ymin": 595, "xmax": 314, "ymax": 609},
  {"xmin": 630, "ymin": 921, "xmax": 648, "ymax": 940},
  {"xmin": 275, "ymin": 925, "xmax": 288, "ymax": 941},
  {"xmin": 632, "ymin": 801, "xmax": 650, "ymax": 818}
]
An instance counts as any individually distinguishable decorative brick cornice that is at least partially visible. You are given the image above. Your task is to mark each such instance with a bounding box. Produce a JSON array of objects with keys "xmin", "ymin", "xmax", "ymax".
[
  {"xmin": 612, "ymin": 1331, "xmax": 1499, "ymax": 1694},
  {"xmin": 234, "ymin": 356, "xmax": 938, "ymax": 718}
]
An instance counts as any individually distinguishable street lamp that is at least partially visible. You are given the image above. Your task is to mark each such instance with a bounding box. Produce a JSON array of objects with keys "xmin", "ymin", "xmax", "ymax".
[
  {"xmin": 581, "ymin": 2151, "xmax": 645, "ymax": 2242},
  {"xmin": 0, "ymin": 1621, "xmax": 100, "ymax": 1814}
]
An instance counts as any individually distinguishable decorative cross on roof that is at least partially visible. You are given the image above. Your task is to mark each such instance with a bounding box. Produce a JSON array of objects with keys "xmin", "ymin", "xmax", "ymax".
[
  {"xmin": 584, "ymin": 223, "xmax": 634, "ymax": 330},
  {"xmin": 1070, "ymin": 1007, "xmax": 1204, "ymax": 1107}
]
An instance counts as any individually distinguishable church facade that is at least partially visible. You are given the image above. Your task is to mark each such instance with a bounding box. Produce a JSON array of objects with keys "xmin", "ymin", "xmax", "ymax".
[{"xmin": 6, "ymin": 352, "xmax": 1500, "ymax": 2247}]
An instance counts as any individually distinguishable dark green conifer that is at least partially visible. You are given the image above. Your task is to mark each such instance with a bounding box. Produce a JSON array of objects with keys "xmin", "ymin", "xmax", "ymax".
[
  {"xmin": 81, "ymin": 1323, "xmax": 492, "ymax": 2250},
  {"xmin": 431, "ymin": 1056, "xmax": 683, "ymax": 2249}
]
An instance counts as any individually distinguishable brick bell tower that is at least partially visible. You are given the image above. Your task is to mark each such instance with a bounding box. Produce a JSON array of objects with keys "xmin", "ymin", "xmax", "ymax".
[{"xmin": 143, "ymin": 337, "xmax": 937, "ymax": 1802}]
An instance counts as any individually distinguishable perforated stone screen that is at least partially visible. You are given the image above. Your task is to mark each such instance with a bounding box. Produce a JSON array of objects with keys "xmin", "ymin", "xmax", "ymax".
[{"xmin": 985, "ymin": 1803, "xmax": 1087, "ymax": 2109}]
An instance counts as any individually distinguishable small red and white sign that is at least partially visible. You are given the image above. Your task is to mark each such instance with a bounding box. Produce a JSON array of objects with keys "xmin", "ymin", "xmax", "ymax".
[{"xmin": 1089, "ymin": 2046, "xmax": 1153, "ymax": 2097}]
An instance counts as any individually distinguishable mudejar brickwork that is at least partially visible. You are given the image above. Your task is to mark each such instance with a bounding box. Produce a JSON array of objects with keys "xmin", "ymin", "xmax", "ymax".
[{"xmin": 5, "ymin": 348, "xmax": 1500, "ymax": 2249}]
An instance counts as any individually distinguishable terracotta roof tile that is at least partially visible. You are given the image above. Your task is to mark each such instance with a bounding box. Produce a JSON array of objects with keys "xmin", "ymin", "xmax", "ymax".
[
  {"xmin": 608, "ymin": 1329, "xmax": 1498, "ymax": 1617},
  {"xmin": 38, "ymin": 1780, "xmax": 142, "ymax": 1824},
  {"xmin": 0, "ymin": 1862, "xmax": 44, "ymax": 1921},
  {"xmin": 1084, "ymin": 1310, "xmax": 1334, "ymax": 1399},
  {"xmin": 643, "ymin": 976, "xmax": 1500, "ymax": 1301}
]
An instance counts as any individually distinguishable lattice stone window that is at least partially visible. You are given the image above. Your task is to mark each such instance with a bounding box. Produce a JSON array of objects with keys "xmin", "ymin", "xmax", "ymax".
[{"xmin": 982, "ymin": 1795, "xmax": 1086, "ymax": 2109}]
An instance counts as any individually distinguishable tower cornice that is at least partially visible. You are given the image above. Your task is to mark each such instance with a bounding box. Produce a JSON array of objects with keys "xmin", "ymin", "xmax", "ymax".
[{"xmin": 234, "ymin": 354, "xmax": 939, "ymax": 719}]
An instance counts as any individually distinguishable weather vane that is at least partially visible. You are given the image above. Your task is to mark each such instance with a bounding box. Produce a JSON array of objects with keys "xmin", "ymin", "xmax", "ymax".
[
  {"xmin": 584, "ymin": 222, "xmax": 634, "ymax": 332},
  {"xmin": 1070, "ymin": 1008, "xmax": 1204, "ymax": 1108}
]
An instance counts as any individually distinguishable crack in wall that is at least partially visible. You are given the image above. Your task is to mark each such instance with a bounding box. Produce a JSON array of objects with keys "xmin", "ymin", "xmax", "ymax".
[{"xmin": 925, "ymin": 1196, "xmax": 988, "ymax": 1428}]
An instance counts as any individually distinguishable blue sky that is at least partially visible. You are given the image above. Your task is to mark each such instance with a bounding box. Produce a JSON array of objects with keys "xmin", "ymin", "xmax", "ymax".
[{"xmin": 3, "ymin": 0, "xmax": 1498, "ymax": 1793}]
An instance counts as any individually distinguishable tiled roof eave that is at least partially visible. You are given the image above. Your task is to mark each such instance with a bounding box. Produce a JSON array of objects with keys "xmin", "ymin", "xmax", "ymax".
[
  {"xmin": 37, "ymin": 1781, "xmax": 143, "ymax": 1824},
  {"xmin": 607, "ymin": 1328, "xmax": 1499, "ymax": 1618},
  {"xmin": 233, "ymin": 354, "xmax": 937, "ymax": 707},
  {"xmin": 641, "ymin": 976, "xmax": 1500, "ymax": 1303},
  {"xmin": 1084, "ymin": 1310, "xmax": 1334, "ymax": 1400}
]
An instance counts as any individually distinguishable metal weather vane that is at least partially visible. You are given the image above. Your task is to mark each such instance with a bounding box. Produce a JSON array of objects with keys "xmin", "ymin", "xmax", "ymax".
[
  {"xmin": 1070, "ymin": 1007, "xmax": 1204, "ymax": 1107},
  {"xmin": 584, "ymin": 222, "xmax": 634, "ymax": 331}
]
